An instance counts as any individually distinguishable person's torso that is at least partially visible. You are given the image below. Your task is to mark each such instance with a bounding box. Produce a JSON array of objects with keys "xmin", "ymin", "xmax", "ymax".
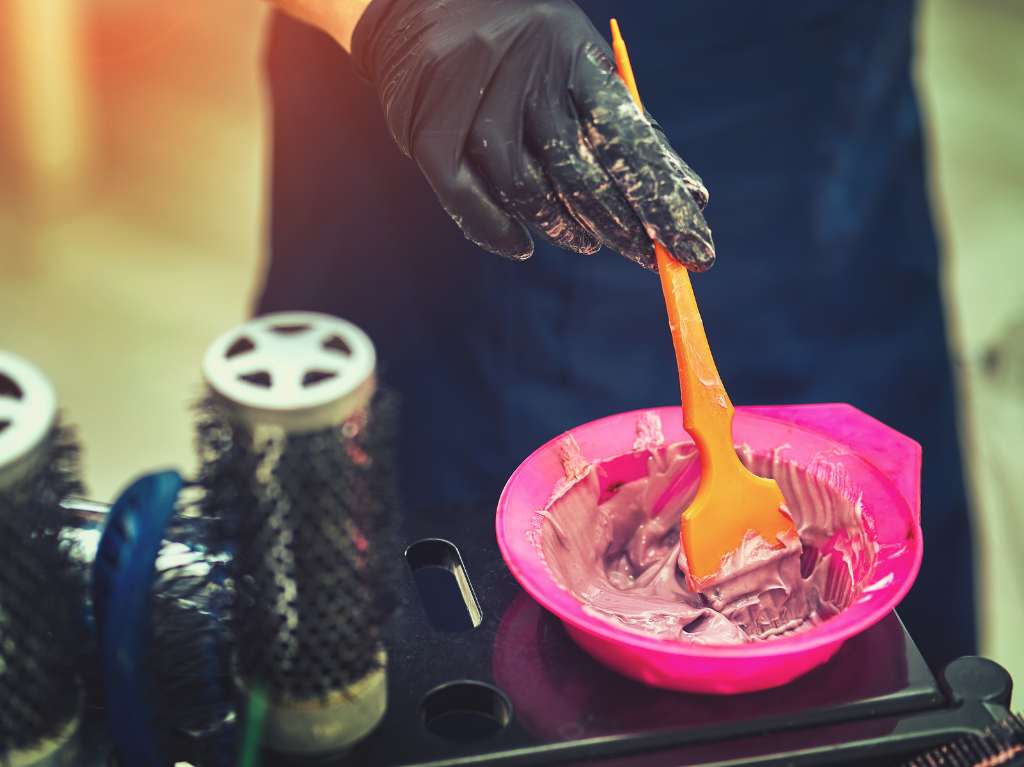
[{"xmin": 263, "ymin": 0, "xmax": 949, "ymax": 507}]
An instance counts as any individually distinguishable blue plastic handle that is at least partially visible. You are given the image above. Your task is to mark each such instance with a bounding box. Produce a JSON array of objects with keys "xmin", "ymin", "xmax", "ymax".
[{"xmin": 92, "ymin": 470, "xmax": 184, "ymax": 767}]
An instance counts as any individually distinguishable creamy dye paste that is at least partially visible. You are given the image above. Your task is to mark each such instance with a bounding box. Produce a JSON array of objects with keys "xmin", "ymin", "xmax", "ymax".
[{"xmin": 536, "ymin": 413, "xmax": 877, "ymax": 644}]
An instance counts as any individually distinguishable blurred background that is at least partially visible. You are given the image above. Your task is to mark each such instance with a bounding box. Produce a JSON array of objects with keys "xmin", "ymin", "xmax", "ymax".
[{"xmin": 0, "ymin": 0, "xmax": 1021, "ymax": 685}]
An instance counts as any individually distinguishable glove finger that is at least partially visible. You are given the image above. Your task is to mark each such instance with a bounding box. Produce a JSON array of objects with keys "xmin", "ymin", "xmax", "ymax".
[
  {"xmin": 571, "ymin": 43, "xmax": 716, "ymax": 271},
  {"xmin": 526, "ymin": 96, "xmax": 657, "ymax": 268},
  {"xmin": 415, "ymin": 140, "xmax": 534, "ymax": 260},
  {"xmin": 467, "ymin": 119, "xmax": 600, "ymax": 255},
  {"xmin": 646, "ymin": 113, "xmax": 709, "ymax": 211}
]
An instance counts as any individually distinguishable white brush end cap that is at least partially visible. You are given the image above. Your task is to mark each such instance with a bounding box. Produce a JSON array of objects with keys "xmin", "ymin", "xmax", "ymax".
[
  {"xmin": 0, "ymin": 351, "xmax": 58, "ymax": 488},
  {"xmin": 202, "ymin": 312, "xmax": 377, "ymax": 432}
]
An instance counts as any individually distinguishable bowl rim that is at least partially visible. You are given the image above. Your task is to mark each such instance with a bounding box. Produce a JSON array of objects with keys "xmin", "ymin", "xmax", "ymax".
[{"xmin": 495, "ymin": 405, "xmax": 924, "ymax": 660}]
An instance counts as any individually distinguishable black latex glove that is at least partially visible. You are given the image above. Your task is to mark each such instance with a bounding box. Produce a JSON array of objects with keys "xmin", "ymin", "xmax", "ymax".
[{"xmin": 352, "ymin": 0, "xmax": 715, "ymax": 271}]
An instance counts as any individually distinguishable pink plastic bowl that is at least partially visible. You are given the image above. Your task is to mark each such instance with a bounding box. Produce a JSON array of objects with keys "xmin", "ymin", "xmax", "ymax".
[{"xmin": 496, "ymin": 403, "xmax": 923, "ymax": 694}]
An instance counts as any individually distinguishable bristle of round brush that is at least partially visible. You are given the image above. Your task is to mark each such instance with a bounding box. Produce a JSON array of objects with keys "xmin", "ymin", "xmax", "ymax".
[
  {"xmin": 149, "ymin": 519, "xmax": 236, "ymax": 752},
  {"xmin": 0, "ymin": 422, "xmax": 85, "ymax": 759},
  {"xmin": 903, "ymin": 713, "xmax": 1024, "ymax": 766}
]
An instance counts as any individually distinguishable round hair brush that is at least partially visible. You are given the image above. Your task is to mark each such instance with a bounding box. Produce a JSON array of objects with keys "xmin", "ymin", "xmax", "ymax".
[
  {"xmin": 0, "ymin": 351, "xmax": 86, "ymax": 766},
  {"xmin": 197, "ymin": 312, "xmax": 400, "ymax": 758},
  {"xmin": 91, "ymin": 471, "xmax": 235, "ymax": 767}
]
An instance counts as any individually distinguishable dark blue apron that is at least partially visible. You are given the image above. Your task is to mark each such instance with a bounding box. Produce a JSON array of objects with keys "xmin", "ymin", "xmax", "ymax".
[{"xmin": 260, "ymin": 0, "xmax": 976, "ymax": 669}]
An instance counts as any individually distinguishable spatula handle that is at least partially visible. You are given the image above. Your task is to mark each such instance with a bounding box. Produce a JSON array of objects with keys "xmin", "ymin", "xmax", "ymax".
[
  {"xmin": 655, "ymin": 243, "xmax": 735, "ymax": 456},
  {"xmin": 611, "ymin": 20, "xmax": 736, "ymax": 469}
]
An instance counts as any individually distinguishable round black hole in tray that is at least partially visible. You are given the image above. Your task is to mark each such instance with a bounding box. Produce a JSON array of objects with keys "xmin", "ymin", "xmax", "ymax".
[{"xmin": 421, "ymin": 680, "xmax": 512, "ymax": 741}]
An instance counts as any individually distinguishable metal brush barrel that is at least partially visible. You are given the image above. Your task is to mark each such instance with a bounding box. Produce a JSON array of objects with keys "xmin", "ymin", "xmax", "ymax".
[{"xmin": 201, "ymin": 312, "xmax": 397, "ymax": 757}]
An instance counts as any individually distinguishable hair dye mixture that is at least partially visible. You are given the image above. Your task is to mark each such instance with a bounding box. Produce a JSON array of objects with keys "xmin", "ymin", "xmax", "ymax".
[{"xmin": 536, "ymin": 415, "xmax": 876, "ymax": 645}]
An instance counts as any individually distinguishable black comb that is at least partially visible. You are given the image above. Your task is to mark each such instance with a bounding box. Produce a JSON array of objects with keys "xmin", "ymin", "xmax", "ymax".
[{"xmin": 903, "ymin": 713, "xmax": 1024, "ymax": 766}]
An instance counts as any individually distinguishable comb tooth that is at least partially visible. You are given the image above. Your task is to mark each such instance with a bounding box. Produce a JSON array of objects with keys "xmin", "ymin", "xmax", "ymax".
[
  {"xmin": 975, "ymin": 734, "xmax": 995, "ymax": 757},
  {"xmin": 947, "ymin": 740, "xmax": 971, "ymax": 766},
  {"xmin": 1007, "ymin": 713, "xmax": 1024, "ymax": 735},
  {"xmin": 977, "ymin": 731, "xmax": 997, "ymax": 757},
  {"xmin": 949, "ymin": 739, "xmax": 972, "ymax": 761},
  {"xmin": 998, "ymin": 723, "xmax": 1012, "ymax": 741}
]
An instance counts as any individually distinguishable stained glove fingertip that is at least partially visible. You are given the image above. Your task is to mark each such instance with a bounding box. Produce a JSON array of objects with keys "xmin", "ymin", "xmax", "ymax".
[
  {"xmin": 480, "ymin": 228, "xmax": 535, "ymax": 261},
  {"xmin": 485, "ymin": 238, "xmax": 535, "ymax": 262},
  {"xmin": 666, "ymin": 234, "xmax": 716, "ymax": 272}
]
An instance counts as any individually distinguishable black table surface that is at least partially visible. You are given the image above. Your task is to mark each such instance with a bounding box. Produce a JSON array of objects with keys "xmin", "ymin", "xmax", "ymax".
[{"xmin": 317, "ymin": 503, "xmax": 1011, "ymax": 767}]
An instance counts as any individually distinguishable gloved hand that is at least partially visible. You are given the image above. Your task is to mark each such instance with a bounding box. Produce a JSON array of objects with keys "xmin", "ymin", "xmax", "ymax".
[{"xmin": 352, "ymin": 0, "xmax": 715, "ymax": 270}]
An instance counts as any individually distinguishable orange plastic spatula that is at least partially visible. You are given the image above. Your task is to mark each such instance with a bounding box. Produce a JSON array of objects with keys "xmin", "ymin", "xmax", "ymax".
[{"xmin": 610, "ymin": 19, "xmax": 796, "ymax": 586}]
